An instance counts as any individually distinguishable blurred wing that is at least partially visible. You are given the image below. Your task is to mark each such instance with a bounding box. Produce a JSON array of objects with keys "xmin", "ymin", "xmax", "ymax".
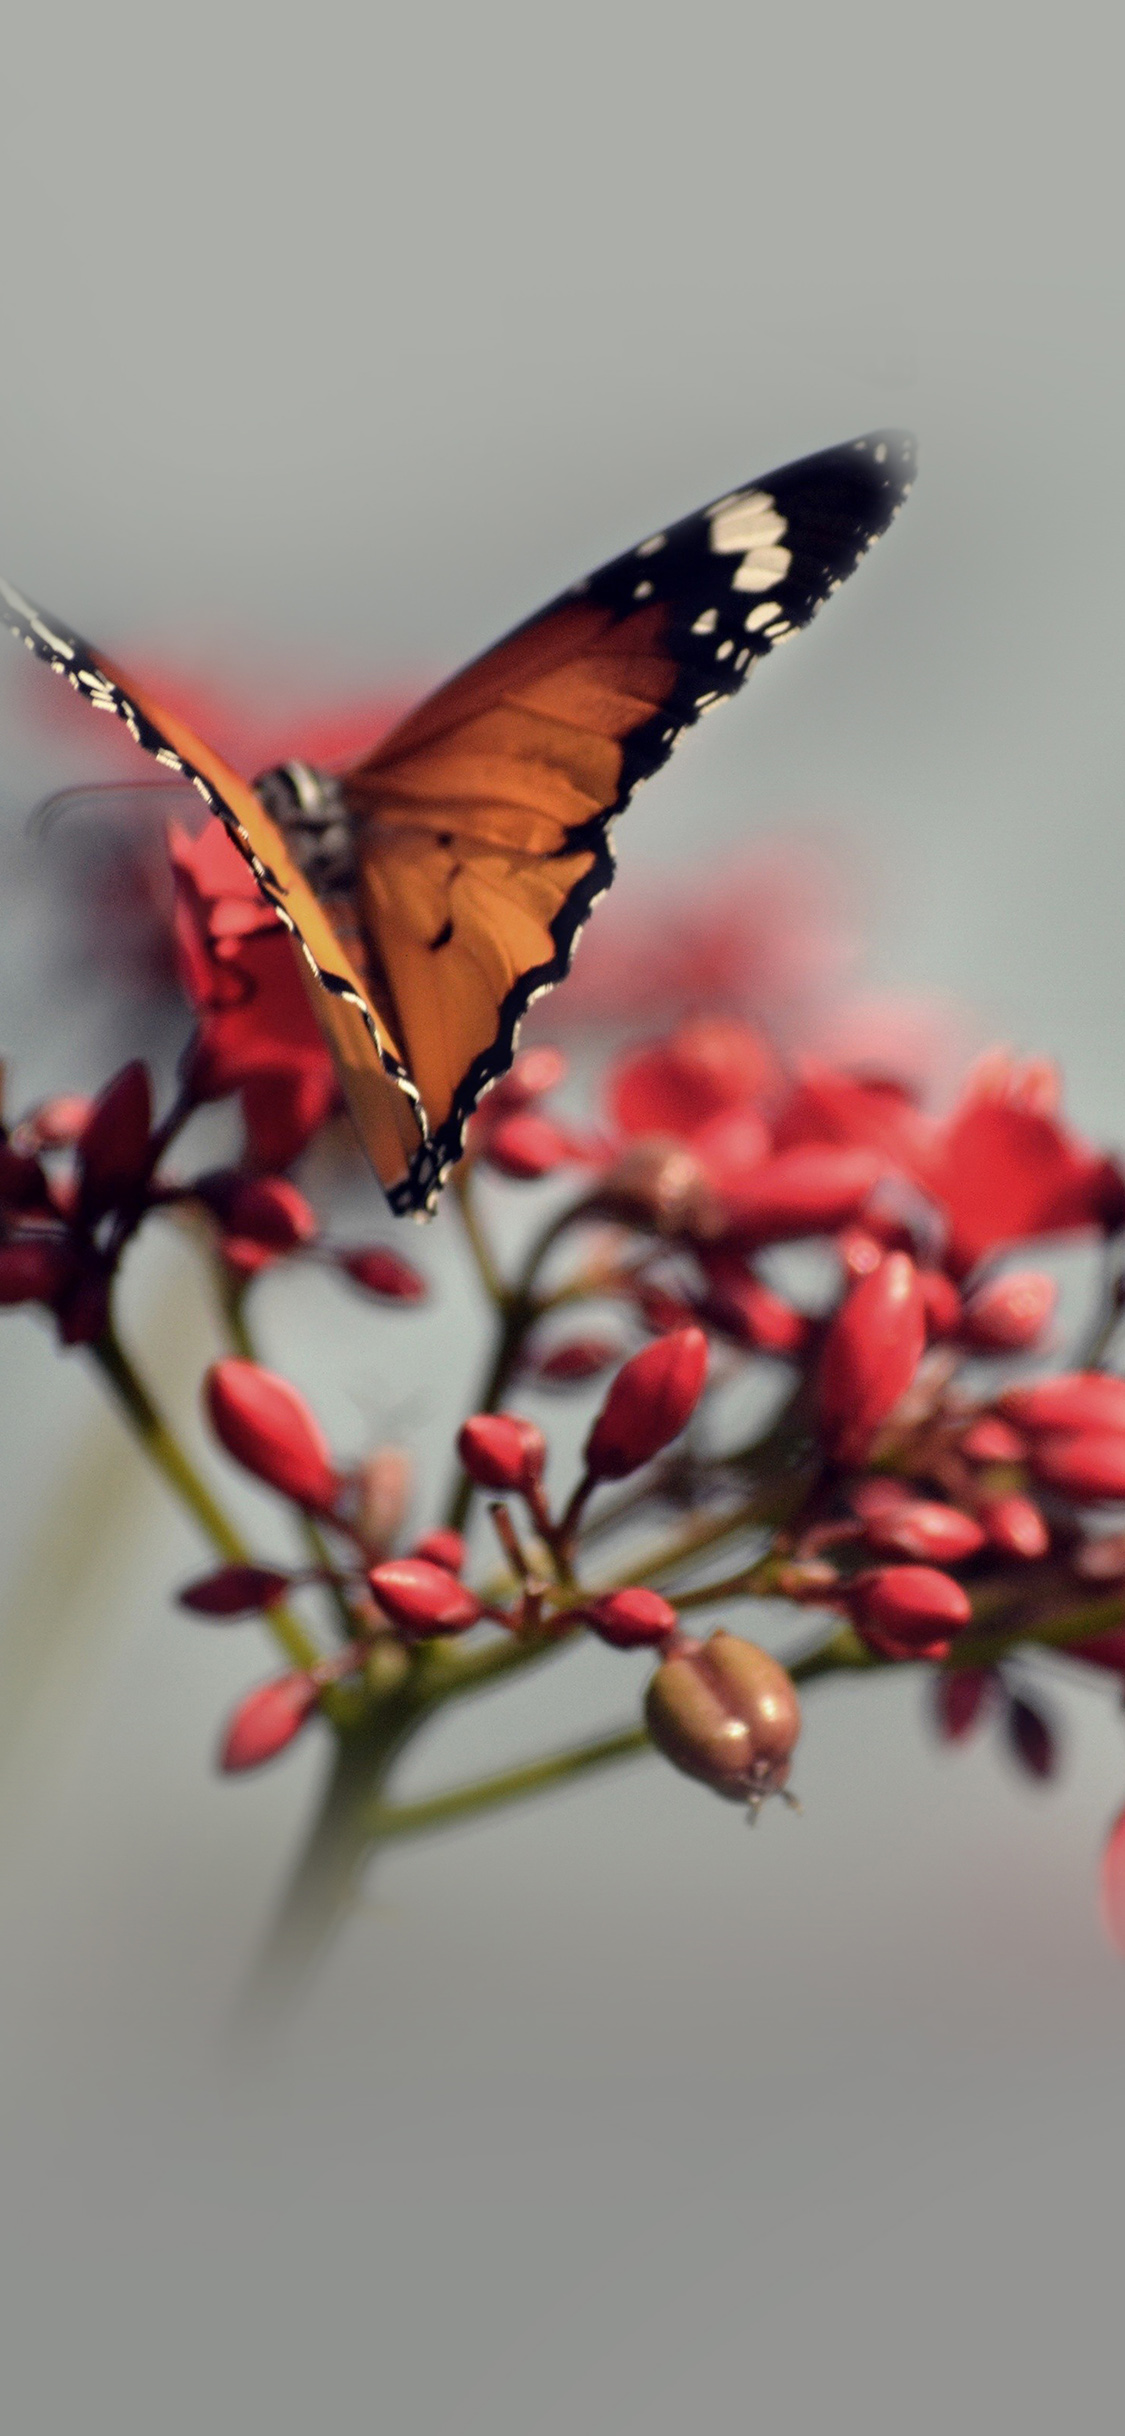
[
  {"xmin": 342, "ymin": 430, "xmax": 915, "ymax": 1209},
  {"xmin": 0, "ymin": 578, "xmax": 426, "ymax": 1199}
]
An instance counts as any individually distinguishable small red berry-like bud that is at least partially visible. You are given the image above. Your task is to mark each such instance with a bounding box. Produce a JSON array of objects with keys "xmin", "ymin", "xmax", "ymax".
[
  {"xmin": 1099, "ymin": 1804, "xmax": 1125, "ymax": 1955},
  {"xmin": 77, "ymin": 1062, "xmax": 153, "ymax": 1217},
  {"xmin": 350, "ymin": 1445, "xmax": 413, "ymax": 1557},
  {"xmin": 863, "ymin": 1498, "xmax": 985, "ymax": 1565},
  {"xmin": 815, "ymin": 1252, "xmax": 926, "ymax": 1465},
  {"xmin": 218, "ymin": 1176, "xmax": 318, "ymax": 1252},
  {"xmin": 848, "ymin": 1564, "xmax": 972, "ymax": 1661},
  {"xmin": 220, "ymin": 1672, "xmax": 320, "ymax": 1771},
  {"xmin": 484, "ymin": 1112, "xmax": 581, "ymax": 1180},
  {"xmin": 960, "ymin": 1269, "xmax": 1057, "ymax": 1351},
  {"xmin": 849, "ymin": 1477, "xmax": 914, "ymax": 1521},
  {"xmin": 1005, "ymin": 1694, "xmax": 1058, "ymax": 1780},
  {"xmin": 961, "ymin": 1415, "xmax": 1027, "ymax": 1464},
  {"xmin": 179, "ymin": 1564, "xmax": 294, "ymax": 1616},
  {"xmin": 699, "ymin": 1255, "xmax": 810, "ymax": 1357},
  {"xmin": 205, "ymin": 1359, "xmax": 339, "ymax": 1512},
  {"xmin": 367, "ymin": 1557, "xmax": 483, "ymax": 1636},
  {"xmin": 584, "ymin": 1327, "xmax": 708, "ymax": 1482},
  {"xmin": 580, "ymin": 1588, "xmax": 679, "ymax": 1649},
  {"xmin": 918, "ymin": 1269, "xmax": 963, "ymax": 1339},
  {"xmin": 410, "ymin": 1527, "xmax": 466, "ymax": 1574},
  {"xmin": 485, "ymin": 1045, "xmax": 568, "ymax": 1112},
  {"xmin": 718, "ymin": 1146, "xmax": 883, "ymax": 1247},
  {"xmin": 1029, "ymin": 1432, "xmax": 1125, "ymax": 1503},
  {"xmin": 999, "ymin": 1372, "xmax": 1125, "ymax": 1434},
  {"xmin": 533, "ymin": 1335, "xmax": 621, "ymax": 1385},
  {"xmin": 458, "ymin": 1413, "xmax": 547, "ymax": 1494},
  {"xmin": 645, "ymin": 1630, "xmax": 801, "ymax": 1803},
  {"xmin": 932, "ymin": 1665, "xmax": 997, "ymax": 1741},
  {"xmin": 979, "ymin": 1492, "xmax": 1050, "ymax": 1559},
  {"xmin": 0, "ymin": 1238, "xmax": 75, "ymax": 1306},
  {"xmin": 337, "ymin": 1246, "xmax": 428, "ymax": 1301}
]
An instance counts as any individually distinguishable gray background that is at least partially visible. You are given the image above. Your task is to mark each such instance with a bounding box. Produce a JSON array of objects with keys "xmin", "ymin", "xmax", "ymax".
[{"xmin": 2, "ymin": 3, "xmax": 1125, "ymax": 2430}]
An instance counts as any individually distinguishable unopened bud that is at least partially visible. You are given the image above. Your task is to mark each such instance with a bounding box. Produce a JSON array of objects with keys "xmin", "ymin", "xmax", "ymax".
[
  {"xmin": 979, "ymin": 1493, "xmax": 1050, "ymax": 1559},
  {"xmin": 337, "ymin": 1245, "xmax": 428, "ymax": 1301},
  {"xmin": 645, "ymin": 1630, "xmax": 800, "ymax": 1804},
  {"xmin": 1005, "ymin": 1693, "xmax": 1057, "ymax": 1780},
  {"xmin": 961, "ymin": 1415, "xmax": 1027, "ymax": 1464},
  {"xmin": 77, "ymin": 1062, "xmax": 153, "ymax": 1218},
  {"xmin": 1029, "ymin": 1432, "xmax": 1125, "ymax": 1503},
  {"xmin": 584, "ymin": 1327, "xmax": 708, "ymax": 1482},
  {"xmin": 368, "ymin": 1557, "xmax": 483, "ymax": 1636},
  {"xmin": 932, "ymin": 1665, "xmax": 997, "ymax": 1741},
  {"xmin": 22, "ymin": 1094, "xmax": 94, "ymax": 1150},
  {"xmin": 458, "ymin": 1413, "xmax": 547, "ymax": 1495},
  {"xmin": 410, "ymin": 1527, "xmax": 466, "ymax": 1574},
  {"xmin": 216, "ymin": 1175, "xmax": 318, "ymax": 1253},
  {"xmin": 219, "ymin": 1672, "xmax": 319, "ymax": 1771},
  {"xmin": 205, "ymin": 1358, "xmax": 339, "ymax": 1512},
  {"xmin": 533, "ymin": 1334, "xmax": 621, "ymax": 1386},
  {"xmin": 699, "ymin": 1254, "xmax": 810, "ymax": 1357},
  {"xmin": 593, "ymin": 1139, "xmax": 716, "ymax": 1237},
  {"xmin": 580, "ymin": 1588, "xmax": 679, "ymax": 1649},
  {"xmin": 815, "ymin": 1252, "xmax": 926, "ymax": 1465},
  {"xmin": 484, "ymin": 1112, "xmax": 582, "ymax": 1180},
  {"xmin": 179, "ymin": 1564, "xmax": 293, "ymax": 1617},
  {"xmin": 918, "ymin": 1269, "xmax": 963, "ymax": 1339},
  {"xmin": 863, "ymin": 1498, "xmax": 985, "ymax": 1565},
  {"xmin": 848, "ymin": 1564, "xmax": 972, "ymax": 1661},
  {"xmin": 961, "ymin": 1270, "xmax": 1057, "ymax": 1352},
  {"xmin": 999, "ymin": 1372, "xmax": 1125, "ymax": 1434}
]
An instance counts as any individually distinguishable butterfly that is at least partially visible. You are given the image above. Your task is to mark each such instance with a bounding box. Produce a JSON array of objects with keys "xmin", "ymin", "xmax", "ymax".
[{"xmin": 0, "ymin": 430, "xmax": 914, "ymax": 1215}]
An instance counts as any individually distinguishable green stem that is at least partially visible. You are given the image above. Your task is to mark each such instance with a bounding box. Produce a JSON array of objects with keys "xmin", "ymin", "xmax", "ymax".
[
  {"xmin": 368, "ymin": 1723, "xmax": 651, "ymax": 1841},
  {"xmin": 89, "ymin": 1322, "xmax": 322, "ymax": 1674}
]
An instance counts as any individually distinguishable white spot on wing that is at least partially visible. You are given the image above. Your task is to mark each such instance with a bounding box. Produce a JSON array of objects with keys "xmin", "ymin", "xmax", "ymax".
[
  {"xmin": 633, "ymin": 580, "xmax": 654, "ymax": 600},
  {"xmin": 744, "ymin": 601, "xmax": 781, "ymax": 631},
  {"xmin": 732, "ymin": 546, "xmax": 792, "ymax": 593},
  {"xmin": 637, "ymin": 533, "xmax": 666, "ymax": 557},
  {"xmin": 691, "ymin": 608, "xmax": 718, "ymax": 635}
]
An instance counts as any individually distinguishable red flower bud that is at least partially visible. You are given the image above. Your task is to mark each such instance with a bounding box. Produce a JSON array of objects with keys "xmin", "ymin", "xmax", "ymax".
[
  {"xmin": 717, "ymin": 1146, "xmax": 884, "ymax": 1247},
  {"xmin": 219, "ymin": 1672, "xmax": 320, "ymax": 1771},
  {"xmin": 77, "ymin": 1062, "xmax": 153, "ymax": 1217},
  {"xmin": 484, "ymin": 1112, "xmax": 582, "ymax": 1180},
  {"xmin": 961, "ymin": 1415, "xmax": 1027, "ymax": 1464},
  {"xmin": 918, "ymin": 1269, "xmax": 963, "ymax": 1339},
  {"xmin": 932, "ymin": 1664, "xmax": 997, "ymax": 1741},
  {"xmin": 593, "ymin": 1140, "xmax": 715, "ymax": 1237},
  {"xmin": 848, "ymin": 1564, "xmax": 972, "ymax": 1661},
  {"xmin": 815, "ymin": 1252, "xmax": 926, "ymax": 1465},
  {"xmin": 458, "ymin": 1413, "xmax": 547, "ymax": 1494},
  {"xmin": 216, "ymin": 1176, "xmax": 318, "ymax": 1252},
  {"xmin": 367, "ymin": 1557, "xmax": 482, "ymax": 1636},
  {"xmin": 849, "ymin": 1477, "xmax": 914, "ymax": 1522},
  {"xmin": 608, "ymin": 1018, "xmax": 778, "ymax": 1141},
  {"xmin": 863, "ymin": 1498, "xmax": 985, "ymax": 1565},
  {"xmin": 1029, "ymin": 1432, "xmax": 1125, "ymax": 1503},
  {"xmin": 1005, "ymin": 1693, "xmax": 1057, "ymax": 1780},
  {"xmin": 337, "ymin": 1246, "xmax": 428, "ymax": 1301},
  {"xmin": 484, "ymin": 1045, "xmax": 567, "ymax": 1113},
  {"xmin": 205, "ymin": 1358, "xmax": 339, "ymax": 1512},
  {"xmin": 533, "ymin": 1335, "xmax": 621, "ymax": 1385},
  {"xmin": 960, "ymin": 1269, "xmax": 1057, "ymax": 1351},
  {"xmin": 999, "ymin": 1371, "xmax": 1125, "ymax": 1434},
  {"xmin": 1099, "ymin": 1804, "xmax": 1125, "ymax": 1955},
  {"xmin": 410, "ymin": 1527, "xmax": 466, "ymax": 1574},
  {"xmin": 979, "ymin": 1493, "xmax": 1050, "ymax": 1559},
  {"xmin": 22, "ymin": 1094, "xmax": 94, "ymax": 1150},
  {"xmin": 0, "ymin": 1237, "xmax": 75, "ymax": 1306},
  {"xmin": 584, "ymin": 1327, "xmax": 708, "ymax": 1482},
  {"xmin": 699, "ymin": 1254, "xmax": 810, "ymax": 1357},
  {"xmin": 645, "ymin": 1630, "xmax": 800, "ymax": 1804},
  {"xmin": 580, "ymin": 1587, "xmax": 679, "ymax": 1649},
  {"xmin": 179, "ymin": 1564, "xmax": 294, "ymax": 1616}
]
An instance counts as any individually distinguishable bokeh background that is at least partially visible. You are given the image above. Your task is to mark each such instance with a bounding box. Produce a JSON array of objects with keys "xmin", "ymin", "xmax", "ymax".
[{"xmin": 3, "ymin": 4, "xmax": 1125, "ymax": 2428}]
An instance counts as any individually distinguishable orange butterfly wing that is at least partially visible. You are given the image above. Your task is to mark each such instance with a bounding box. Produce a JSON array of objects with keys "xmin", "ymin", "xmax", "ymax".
[
  {"xmin": 339, "ymin": 432, "xmax": 916, "ymax": 1207},
  {"xmin": 0, "ymin": 578, "xmax": 426, "ymax": 1199}
]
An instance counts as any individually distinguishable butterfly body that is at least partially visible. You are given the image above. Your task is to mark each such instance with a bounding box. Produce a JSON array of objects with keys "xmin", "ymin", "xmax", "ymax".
[{"xmin": 2, "ymin": 432, "xmax": 915, "ymax": 1215}]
